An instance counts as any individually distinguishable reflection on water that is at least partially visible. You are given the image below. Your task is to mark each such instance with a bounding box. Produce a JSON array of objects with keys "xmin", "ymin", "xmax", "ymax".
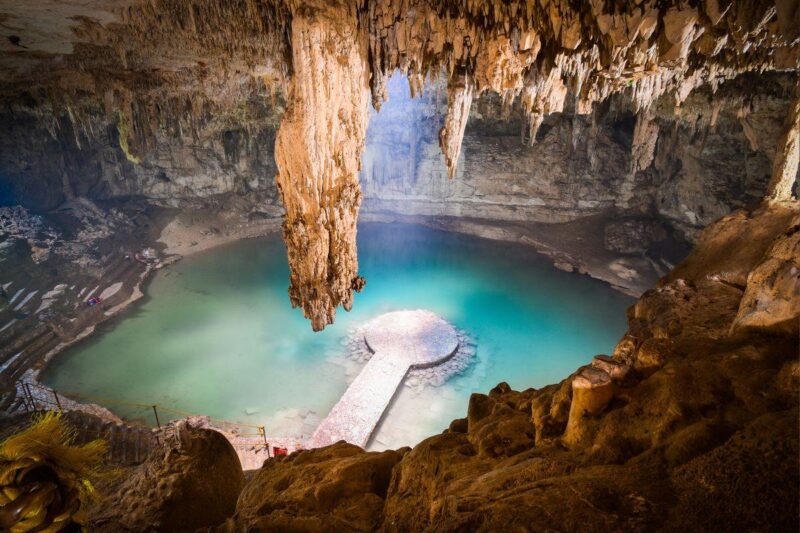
[{"xmin": 42, "ymin": 223, "xmax": 633, "ymax": 450}]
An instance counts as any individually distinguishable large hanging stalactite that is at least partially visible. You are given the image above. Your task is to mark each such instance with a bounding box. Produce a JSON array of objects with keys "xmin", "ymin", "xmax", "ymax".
[
  {"xmin": 273, "ymin": 0, "xmax": 371, "ymax": 331},
  {"xmin": 1, "ymin": 0, "xmax": 799, "ymax": 329},
  {"xmin": 439, "ymin": 71, "xmax": 474, "ymax": 178}
]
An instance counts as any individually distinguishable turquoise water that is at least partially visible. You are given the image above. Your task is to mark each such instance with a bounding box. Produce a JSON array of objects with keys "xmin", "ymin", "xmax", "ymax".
[{"xmin": 42, "ymin": 223, "xmax": 632, "ymax": 449}]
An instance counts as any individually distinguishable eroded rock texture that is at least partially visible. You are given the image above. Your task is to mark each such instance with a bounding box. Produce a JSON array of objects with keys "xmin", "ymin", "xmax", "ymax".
[
  {"xmin": 0, "ymin": 0, "xmax": 799, "ymax": 328},
  {"xmin": 273, "ymin": 1, "xmax": 371, "ymax": 330},
  {"xmin": 221, "ymin": 442, "xmax": 403, "ymax": 531},
  {"xmin": 224, "ymin": 202, "xmax": 800, "ymax": 532},
  {"xmin": 769, "ymin": 94, "xmax": 800, "ymax": 201},
  {"xmin": 90, "ymin": 422, "xmax": 245, "ymax": 532}
]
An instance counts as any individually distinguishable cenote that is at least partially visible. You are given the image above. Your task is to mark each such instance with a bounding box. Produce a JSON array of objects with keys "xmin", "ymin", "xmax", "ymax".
[{"xmin": 41, "ymin": 223, "xmax": 633, "ymax": 450}]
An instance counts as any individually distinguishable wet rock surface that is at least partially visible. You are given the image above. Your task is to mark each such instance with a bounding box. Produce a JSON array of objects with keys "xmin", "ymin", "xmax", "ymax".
[{"xmin": 225, "ymin": 203, "xmax": 799, "ymax": 531}]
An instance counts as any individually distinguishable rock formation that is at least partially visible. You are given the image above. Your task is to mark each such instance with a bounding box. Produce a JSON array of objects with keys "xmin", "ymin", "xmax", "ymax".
[
  {"xmin": 0, "ymin": 2, "xmax": 798, "ymax": 528},
  {"xmin": 768, "ymin": 94, "xmax": 800, "ymax": 202},
  {"xmin": 222, "ymin": 201, "xmax": 800, "ymax": 531},
  {"xmin": 90, "ymin": 422, "xmax": 244, "ymax": 532},
  {"xmin": 221, "ymin": 442, "xmax": 403, "ymax": 531},
  {"xmin": 1, "ymin": 0, "xmax": 798, "ymax": 328},
  {"xmin": 273, "ymin": 1, "xmax": 371, "ymax": 330}
]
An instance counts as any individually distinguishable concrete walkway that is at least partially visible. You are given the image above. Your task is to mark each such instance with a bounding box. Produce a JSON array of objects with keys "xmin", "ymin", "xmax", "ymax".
[{"xmin": 309, "ymin": 310, "xmax": 459, "ymax": 448}]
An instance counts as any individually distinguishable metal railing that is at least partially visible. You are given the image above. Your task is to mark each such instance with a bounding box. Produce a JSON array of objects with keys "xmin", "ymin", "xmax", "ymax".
[{"xmin": 15, "ymin": 380, "xmax": 285, "ymax": 455}]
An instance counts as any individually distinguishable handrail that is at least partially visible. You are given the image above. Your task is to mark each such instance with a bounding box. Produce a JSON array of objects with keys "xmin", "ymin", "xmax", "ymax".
[
  {"xmin": 67, "ymin": 391, "xmax": 266, "ymax": 431},
  {"xmin": 15, "ymin": 380, "xmax": 305, "ymax": 444}
]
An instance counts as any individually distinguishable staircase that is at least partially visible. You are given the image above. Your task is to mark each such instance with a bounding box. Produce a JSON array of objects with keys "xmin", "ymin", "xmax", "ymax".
[{"xmin": 62, "ymin": 410, "xmax": 156, "ymax": 466}]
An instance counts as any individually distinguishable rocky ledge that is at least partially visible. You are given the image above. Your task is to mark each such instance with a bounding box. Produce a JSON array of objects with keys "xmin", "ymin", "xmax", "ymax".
[{"xmin": 82, "ymin": 201, "xmax": 799, "ymax": 531}]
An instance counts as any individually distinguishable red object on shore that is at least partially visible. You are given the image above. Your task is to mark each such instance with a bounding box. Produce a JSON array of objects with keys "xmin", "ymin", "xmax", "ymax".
[
  {"xmin": 273, "ymin": 447, "xmax": 288, "ymax": 457},
  {"xmin": 86, "ymin": 296, "xmax": 102, "ymax": 306}
]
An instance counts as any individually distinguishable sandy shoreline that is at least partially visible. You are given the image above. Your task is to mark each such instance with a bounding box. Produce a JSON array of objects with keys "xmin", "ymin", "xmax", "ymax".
[{"xmin": 157, "ymin": 212, "xmax": 283, "ymax": 257}]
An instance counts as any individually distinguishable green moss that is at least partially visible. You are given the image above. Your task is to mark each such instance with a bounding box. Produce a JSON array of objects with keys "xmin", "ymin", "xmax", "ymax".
[{"xmin": 116, "ymin": 111, "xmax": 141, "ymax": 164}]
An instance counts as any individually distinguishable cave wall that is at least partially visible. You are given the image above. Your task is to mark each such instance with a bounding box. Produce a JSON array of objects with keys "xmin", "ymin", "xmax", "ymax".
[
  {"xmin": 2, "ymin": 0, "xmax": 798, "ymax": 329},
  {"xmin": 0, "ymin": 73, "xmax": 794, "ymax": 246},
  {"xmin": 361, "ymin": 73, "xmax": 793, "ymax": 241},
  {"xmin": 0, "ymin": 79, "xmax": 284, "ymax": 211}
]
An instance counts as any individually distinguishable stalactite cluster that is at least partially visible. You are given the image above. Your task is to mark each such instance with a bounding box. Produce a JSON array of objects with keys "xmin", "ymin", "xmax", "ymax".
[
  {"xmin": 0, "ymin": 0, "xmax": 798, "ymax": 329},
  {"xmin": 286, "ymin": 0, "xmax": 798, "ymax": 328},
  {"xmin": 365, "ymin": 0, "xmax": 798, "ymax": 175}
]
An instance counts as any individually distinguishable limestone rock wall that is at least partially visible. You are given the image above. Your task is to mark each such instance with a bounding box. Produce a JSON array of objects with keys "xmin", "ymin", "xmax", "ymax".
[
  {"xmin": 361, "ymin": 73, "xmax": 796, "ymax": 241},
  {"xmin": 1, "ymin": 0, "xmax": 799, "ymax": 329},
  {"xmin": 0, "ymin": 79, "xmax": 284, "ymax": 211}
]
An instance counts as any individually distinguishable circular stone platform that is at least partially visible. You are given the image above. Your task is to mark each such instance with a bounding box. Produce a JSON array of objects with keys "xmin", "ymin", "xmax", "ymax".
[
  {"xmin": 363, "ymin": 309, "xmax": 460, "ymax": 368},
  {"xmin": 309, "ymin": 310, "xmax": 461, "ymax": 448}
]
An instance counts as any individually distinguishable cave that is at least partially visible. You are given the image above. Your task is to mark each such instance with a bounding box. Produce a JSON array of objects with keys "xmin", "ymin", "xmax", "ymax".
[{"xmin": 0, "ymin": 1, "xmax": 798, "ymax": 531}]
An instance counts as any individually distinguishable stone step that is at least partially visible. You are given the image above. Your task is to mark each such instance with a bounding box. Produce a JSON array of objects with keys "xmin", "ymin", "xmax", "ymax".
[
  {"xmin": 0, "ymin": 322, "xmax": 47, "ymax": 362},
  {"xmin": 6, "ymin": 333, "xmax": 59, "ymax": 381},
  {"xmin": 100, "ymin": 257, "xmax": 129, "ymax": 281},
  {"xmin": 0, "ymin": 317, "xmax": 28, "ymax": 346},
  {"xmin": 99, "ymin": 257, "xmax": 142, "ymax": 290},
  {"xmin": 63, "ymin": 411, "xmax": 156, "ymax": 466}
]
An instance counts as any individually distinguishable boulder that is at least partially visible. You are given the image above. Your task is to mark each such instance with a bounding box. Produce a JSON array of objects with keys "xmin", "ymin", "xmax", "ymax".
[
  {"xmin": 467, "ymin": 399, "xmax": 536, "ymax": 458},
  {"xmin": 90, "ymin": 423, "xmax": 244, "ymax": 532},
  {"xmin": 731, "ymin": 219, "xmax": 800, "ymax": 336},
  {"xmin": 531, "ymin": 380, "xmax": 572, "ymax": 444},
  {"xmin": 634, "ymin": 338, "xmax": 673, "ymax": 375},
  {"xmin": 592, "ymin": 354, "xmax": 631, "ymax": 381},
  {"xmin": 223, "ymin": 442, "xmax": 402, "ymax": 532}
]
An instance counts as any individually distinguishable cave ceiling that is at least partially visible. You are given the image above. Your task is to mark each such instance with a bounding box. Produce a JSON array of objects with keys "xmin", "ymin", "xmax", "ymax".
[{"xmin": 0, "ymin": 0, "xmax": 798, "ymax": 329}]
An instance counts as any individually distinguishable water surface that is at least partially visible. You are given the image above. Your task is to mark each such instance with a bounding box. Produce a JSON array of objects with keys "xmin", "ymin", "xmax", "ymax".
[{"xmin": 42, "ymin": 223, "xmax": 633, "ymax": 450}]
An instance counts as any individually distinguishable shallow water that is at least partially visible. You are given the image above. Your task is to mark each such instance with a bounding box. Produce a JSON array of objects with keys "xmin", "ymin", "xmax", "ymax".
[{"xmin": 42, "ymin": 223, "xmax": 633, "ymax": 450}]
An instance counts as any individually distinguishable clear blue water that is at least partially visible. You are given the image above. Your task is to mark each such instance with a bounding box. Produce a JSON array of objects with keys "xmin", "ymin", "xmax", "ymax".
[{"xmin": 41, "ymin": 223, "xmax": 632, "ymax": 449}]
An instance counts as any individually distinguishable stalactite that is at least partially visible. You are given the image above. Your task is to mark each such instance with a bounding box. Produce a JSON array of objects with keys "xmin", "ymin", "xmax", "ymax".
[
  {"xmin": 438, "ymin": 72, "xmax": 474, "ymax": 179},
  {"xmin": 767, "ymin": 96, "xmax": 800, "ymax": 203},
  {"xmin": 630, "ymin": 110, "xmax": 659, "ymax": 176},
  {"xmin": 273, "ymin": 1, "xmax": 371, "ymax": 331}
]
